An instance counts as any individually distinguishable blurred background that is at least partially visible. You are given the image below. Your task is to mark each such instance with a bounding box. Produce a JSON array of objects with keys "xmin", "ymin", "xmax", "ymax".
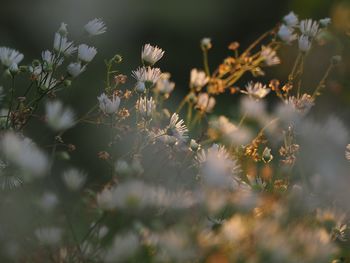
[{"xmin": 1, "ymin": 0, "xmax": 350, "ymax": 175}]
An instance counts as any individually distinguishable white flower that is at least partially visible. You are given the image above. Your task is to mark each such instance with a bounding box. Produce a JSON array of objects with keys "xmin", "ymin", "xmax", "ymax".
[
  {"xmin": 277, "ymin": 25, "xmax": 297, "ymax": 43},
  {"xmin": 298, "ymin": 35, "xmax": 311, "ymax": 52},
  {"xmin": 78, "ymin": 44, "xmax": 97, "ymax": 63},
  {"xmin": 240, "ymin": 96, "xmax": 267, "ymax": 119},
  {"xmin": 0, "ymin": 133, "xmax": 49, "ymax": 177},
  {"xmin": 201, "ymin": 37, "xmax": 212, "ymax": 50},
  {"xmin": 196, "ymin": 144, "xmax": 241, "ymax": 189},
  {"xmin": 195, "ymin": 93, "xmax": 216, "ymax": 113},
  {"xmin": 35, "ymin": 227, "xmax": 62, "ymax": 246},
  {"xmin": 67, "ymin": 62, "xmax": 86, "ymax": 77},
  {"xmin": 132, "ymin": 66, "xmax": 161, "ymax": 86},
  {"xmin": 84, "ymin": 18, "xmax": 107, "ymax": 36},
  {"xmin": 53, "ymin": 33, "xmax": 77, "ymax": 56},
  {"xmin": 261, "ymin": 46, "xmax": 280, "ymax": 66},
  {"xmin": 287, "ymin": 93, "xmax": 314, "ymax": 115},
  {"xmin": 345, "ymin": 144, "xmax": 350, "ymax": 161},
  {"xmin": 283, "ymin": 11, "xmax": 299, "ymax": 28},
  {"xmin": 46, "ymin": 100, "xmax": 75, "ymax": 131},
  {"xmin": 141, "ymin": 43, "xmax": 164, "ymax": 65},
  {"xmin": 190, "ymin": 68, "xmax": 209, "ymax": 89},
  {"xmin": 0, "ymin": 47, "xmax": 24, "ymax": 68},
  {"xmin": 97, "ymin": 93, "xmax": 121, "ymax": 114},
  {"xmin": 300, "ymin": 19, "xmax": 319, "ymax": 38},
  {"xmin": 42, "ymin": 50, "xmax": 63, "ymax": 67},
  {"xmin": 167, "ymin": 113, "xmax": 189, "ymax": 142},
  {"xmin": 320, "ymin": 18, "xmax": 331, "ymax": 27},
  {"xmin": 58, "ymin": 22, "xmax": 68, "ymax": 36},
  {"xmin": 245, "ymin": 82, "xmax": 270, "ymax": 99},
  {"xmin": 62, "ymin": 168, "xmax": 86, "ymax": 191},
  {"xmin": 136, "ymin": 96, "xmax": 156, "ymax": 119},
  {"xmin": 155, "ymin": 73, "xmax": 175, "ymax": 96}
]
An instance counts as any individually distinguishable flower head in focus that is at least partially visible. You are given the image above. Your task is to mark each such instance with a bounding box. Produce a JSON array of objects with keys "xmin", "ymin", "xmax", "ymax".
[
  {"xmin": 84, "ymin": 18, "xmax": 107, "ymax": 36},
  {"xmin": 67, "ymin": 62, "xmax": 86, "ymax": 77},
  {"xmin": 0, "ymin": 47, "xmax": 24, "ymax": 68},
  {"xmin": 299, "ymin": 19, "xmax": 319, "ymax": 38},
  {"xmin": 98, "ymin": 93, "xmax": 121, "ymax": 114},
  {"xmin": 78, "ymin": 44, "xmax": 97, "ymax": 63},
  {"xmin": 53, "ymin": 33, "xmax": 77, "ymax": 56},
  {"xmin": 167, "ymin": 113, "xmax": 189, "ymax": 142},
  {"xmin": 141, "ymin": 44, "xmax": 164, "ymax": 65},
  {"xmin": 132, "ymin": 66, "xmax": 161, "ymax": 88},
  {"xmin": 245, "ymin": 82, "xmax": 270, "ymax": 100}
]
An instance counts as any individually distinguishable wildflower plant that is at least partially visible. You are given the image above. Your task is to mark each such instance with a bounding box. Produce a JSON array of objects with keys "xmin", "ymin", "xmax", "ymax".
[{"xmin": 0, "ymin": 12, "xmax": 350, "ymax": 263}]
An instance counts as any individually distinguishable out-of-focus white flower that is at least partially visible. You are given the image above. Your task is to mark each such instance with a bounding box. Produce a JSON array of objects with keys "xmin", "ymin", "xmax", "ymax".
[
  {"xmin": 277, "ymin": 25, "xmax": 297, "ymax": 43},
  {"xmin": 97, "ymin": 188, "xmax": 115, "ymax": 210},
  {"xmin": 261, "ymin": 46, "xmax": 280, "ymax": 66},
  {"xmin": 155, "ymin": 73, "xmax": 175, "ymax": 96},
  {"xmin": 0, "ymin": 133, "xmax": 49, "ymax": 177},
  {"xmin": 298, "ymin": 35, "xmax": 311, "ymax": 52},
  {"xmin": 97, "ymin": 93, "xmax": 121, "ymax": 114},
  {"xmin": 245, "ymin": 82, "xmax": 270, "ymax": 99},
  {"xmin": 58, "ymin": 22, "xmax": 68, "ymax": 36},
  {"xmin": 115, "ymin": 160, "xmax": 132, "ymax": 176},
  {"xmin": 46, "ymin": 100, "xmax": 75, "ymax": 131},
  {"xmin": 167, "ymin": 113, "xmax": 189, "ymax": 142},
  {"xmin": 78, "ymin": 44, "xmax": 97, "ymax": 63},
  {"xmin": 42, "ymin": 50, "xmax": 63, "ymax": 67},
  {"xmin": 9, "ymin": 63, "xmax": 19, "ymax": 74},
  {"xmin": 141, "ymin": 43, "xmax": 164, "ymax": 65},
  {"xmin": 240, "ymin": 96, "xmax": 267, "ymax": 120},
  {"xmin": 136, "ymin": 96, "xmax": 156, "ymax": 119},
  {"xmin": 62, "ymin": 168, "xmax": 86, "ymax": 191},
  {"xmin": 345, "ymin": 144, "xmax": 350, "ymax": 161},
  {"xmin": 84, "ymin": 18, "xmax": 107, "ymax": 36},
  {"xmin": 132, "ymin": 66, "xmax": 161, "ymax": 87},
  {"xmin": 67, "ymin": 62, "xmax": 86, "ymax": 77},
  {"xmin": 196, "ymin": 144, "xmax": 241, "ymax": 189},
  {"xmin": 35, "ymin": 227, "xmax": 62, "ymax": 246},
  {"xmin": 287, "ymin": 93, "xmax": 314, "ymax": 115},
  {"xmin": 300, "ymin": 19, "xmax": 319, "ymax": 38},
  {"xmin": 221, "ymin": 215, "xmax": 247, "ymax": 242},
  {"xmin": 201, "ymin": 37, "xmax": 212, "ymax": 50},
  {"xmin": 0, "ymin": 47, "xmax": 24, "ymax": 68},
  {"xmin": 320, "ymin": 18, "xmax": 331, "ymax": 27},
  {"xmin": 190, "ymin": 68, "xmax": 209, "ymax": 89},
  {"xmin": 38, "ymin": 192, "xmax": 59, "ymax": 212},
  {"xmin": 53, "ymin": 33, "xmax": 77, "ymax": 56},
  {"xmin": 104, "ymin": 232, "xmax": 139, "ymax": 263},
  {"xmin": 195, "ymin": 93, "xmax": 216, "ymax": 113},
  {"xmin": 283, "ymin": 11, "xmax": 299, "ymax": 28}
]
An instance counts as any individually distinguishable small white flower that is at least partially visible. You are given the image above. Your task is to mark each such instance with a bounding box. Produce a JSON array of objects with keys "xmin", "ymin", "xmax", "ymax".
[
  {"xmin": 298, "ymin": 35, "xmax": 311, "ymax": 52},
  {"xmin": 196, "ymin": 144, "xmax": 241, "ymax": 189},
  {"xmin": 58, "ymin": 22, "xmax": 68, "ymax": 36},
  {"xmin": 167, "ymin": 113, "xmax": 188, "ymax": 142},
  {"xmin": 245, "ymin": 82, "xmax": 270, "ymax": 99},
  {"xmin": 261, "ymin": 46, "xmax": 280, "ymax": 66},
  {"xmin": 300, "ymin": 19, "xmax": 319, "ymax": 38},
  {"xmin": 67, "ymin": 62, "xmax": 86, "ymax": 77},
  {"xmin": 278, "ymin": 25, "xmax": 297, "ymax": 43},
  {"xmin": 283, "ymin": 11, "xmax": 299, "ymax": 28},
  {"xmin": 155, "ymin": 73, "xmax": 175, "ymax": 96},
  {"xmin": 0, "ymin": 133, "xmax": 49, "ymax": 177},
  {"xmin": 78, "ymin": 44, "xmax": 97, "ymax": 63},
  {"xmin": 195, "ymin": 93, "xmax": 216, "ymax": 113},
  {"xmin": 190, "ymin": 68, "xmax": 209, "ymax": 89},
  {"xmin": 97, "ymin": 93, "xmax": 121, "ymax": 114},
  {"xmin": 132, "ymin": 66, "xmax": 161, "ymax": 86},
  {"xmin": 201, "ymin": 37, "xmax": 212, "ymax": 50},
  {"xmin": 104, "ymin": 232, "xmax": 139, "ymax": 263},
  {"xmin": 9, "ymin": 63, "xmax": 19, "ymax": 74},
  {"xmin": 287, "ymin": 93, "xmax": 314, "ymax": 115},
  {"xmin": 320, "ymin": 18, "xmax": 331, "ymax": 27},
  {"xmin": 42, "ymin": 50, "xmax": 63, "ymax": 67},
  {"xmin": 53, "ymin": 33, "xmax": 76, "ymax": 56},
  {"xmin": 0, "ymin": 47, "xmax": 24, "ymax": 68},
  {"xmin": 46, "ymin": 100, "xmax": 75, "ymax": 131},
  {"xmin": 84, "ymin": 18, "xmax": 107, "ymax": 36},
  {"xmin": 35, "ymin": 227, "xmax": 62, "ymax": 246},
  {"xmin": 141, "ymin": 43, "xmax": 164, "ymax": 65},
  {"xmin": 62, "ymin": 168, "xmax": 86, "ymax": 191},
  {"xmin": 345, "ymin": 144, "xmax": 350, "ymax": 161},
  {"xmin": 136, "ymin": 96, "xmax": 156, "ymax": 119}
]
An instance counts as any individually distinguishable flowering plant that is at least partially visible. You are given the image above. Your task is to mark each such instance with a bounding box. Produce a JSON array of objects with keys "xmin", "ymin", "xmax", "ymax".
[{"xmin": 0, "ymin": 13, "xmax": 349, "ymax": 263}]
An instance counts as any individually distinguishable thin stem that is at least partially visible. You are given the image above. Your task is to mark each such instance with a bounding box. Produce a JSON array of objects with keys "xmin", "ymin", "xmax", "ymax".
[
  {"xmin": 312, "ymin": 63, "xmax": 333, "ymax": 99},
  {"xmin": 202, "ymin": 49, "xmax": 210, "ymax": 76},
  {"xmin": 5, "ymin": 76, "xmax": 15, "ymax": 128}
]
